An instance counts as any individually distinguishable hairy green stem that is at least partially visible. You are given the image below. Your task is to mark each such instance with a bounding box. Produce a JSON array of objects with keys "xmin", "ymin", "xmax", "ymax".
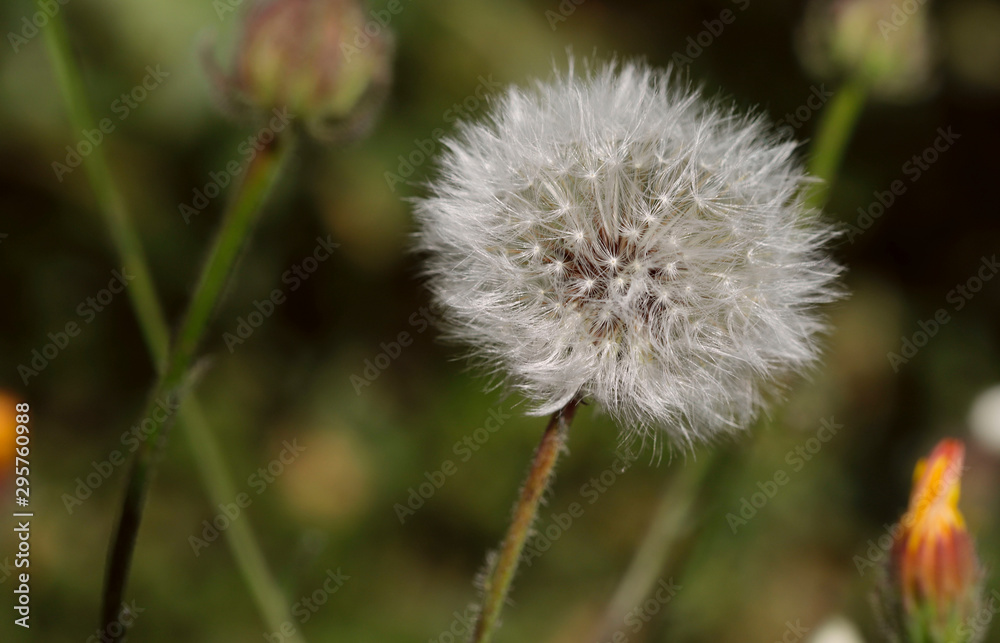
[
  {"xmin": 41, "ymin": 15, "xmax": 299, "ymax": 640},
  {"xmin": 472, "ymin": 400, "xmax": 579, "ymax": 643}
]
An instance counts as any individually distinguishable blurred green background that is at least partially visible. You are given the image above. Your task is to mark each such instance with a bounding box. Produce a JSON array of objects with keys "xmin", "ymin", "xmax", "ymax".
[{"xmin": 3, "ymin": 0, "xmax": 1000, "ymax": 641}]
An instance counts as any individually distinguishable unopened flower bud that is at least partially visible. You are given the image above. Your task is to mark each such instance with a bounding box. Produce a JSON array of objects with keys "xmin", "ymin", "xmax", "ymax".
[
  {"xmin": 878, "ymin": 439, "xmax": 986, "ymax": 642},
  {"xmin": 207, "ymin": 0, "xmax": 393, "ymax": 141},
  {"xmin": 798, "ymin": 0, "xmax": 934, "ymax": 101}
]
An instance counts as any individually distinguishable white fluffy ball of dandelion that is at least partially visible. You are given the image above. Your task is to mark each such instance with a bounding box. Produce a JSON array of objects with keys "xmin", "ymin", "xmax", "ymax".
[{"xmin": 414, "ymin": 60, "xmax": 842, "ymax": 446}]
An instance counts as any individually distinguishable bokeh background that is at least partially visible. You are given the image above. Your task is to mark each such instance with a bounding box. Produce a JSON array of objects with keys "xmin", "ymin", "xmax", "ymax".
[{"xmin": 3, "ymin": 0, "xmax": 1000, "ymax": 641}]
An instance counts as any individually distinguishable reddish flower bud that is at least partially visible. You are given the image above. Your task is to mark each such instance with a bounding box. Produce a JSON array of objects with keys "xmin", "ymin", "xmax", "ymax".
[
  {"xmin": 880, "ymin": 439, "xmax": 986, "ymax": 642},
  {"xmin": 206, "ymin": 0, "xmax": 393, "ymax": 141}
]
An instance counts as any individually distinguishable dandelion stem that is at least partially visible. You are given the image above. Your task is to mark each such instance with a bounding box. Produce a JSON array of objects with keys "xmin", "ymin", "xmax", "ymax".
[
  {"xmin": 594, "ymin": 452, "xmax": 717, "ymax": 640},
  {"xmin": 806, "ymin": 73, "xmax": 869, "ymax": 209},
  {"xmin": 471, "ymin": 399, "xmax": 579, "ymax": 643}
]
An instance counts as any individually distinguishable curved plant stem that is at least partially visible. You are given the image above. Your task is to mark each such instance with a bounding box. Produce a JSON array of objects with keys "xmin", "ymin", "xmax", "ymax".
[
  {"xmin": 472, "ymin": 399, "xmax": 580, "ymax": 643},
  {"xmin": 42, "ymin": 13, "xmax": 170, "ymax": 358},
  {"xmin": 594, "ymin": 453, "xmax": 716, "ymax": 640},
  {"xmin": 179, "ymin": 404, "xmax": 302, "ymax": 642},
  {"xmin": 42, "ymin": 17, "xmax": 298, "ymax": 638},
  {"xmin": 806, "ymin": 73, "xmax": 869, "ymax": 209},
  {"xmin": 99, "ymin": 138, "xmax": 289, "ymax": 640}
]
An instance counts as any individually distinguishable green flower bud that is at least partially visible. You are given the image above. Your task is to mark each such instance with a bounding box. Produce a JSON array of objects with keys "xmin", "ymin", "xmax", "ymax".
[{"xmin": 798, "ymin": 0, "xmax": 935, "ymax": 101}]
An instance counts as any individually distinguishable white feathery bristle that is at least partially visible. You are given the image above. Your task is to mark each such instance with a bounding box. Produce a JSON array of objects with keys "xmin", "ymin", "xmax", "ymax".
[{"xmin": 414, "ymin": 60, "xmax": 842, "ymax": 446}]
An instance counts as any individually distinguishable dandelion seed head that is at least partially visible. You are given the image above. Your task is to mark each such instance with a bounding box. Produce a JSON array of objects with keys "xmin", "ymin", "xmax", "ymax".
[{"xmin": 414, "ymin": 60, "xmax": 842, "ymax": 446}]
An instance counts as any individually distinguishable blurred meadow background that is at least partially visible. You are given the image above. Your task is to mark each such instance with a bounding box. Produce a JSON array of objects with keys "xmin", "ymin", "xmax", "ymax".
[{"xmin": 3, "ymin": 0, "xmax": 1000, "ymax": 641}]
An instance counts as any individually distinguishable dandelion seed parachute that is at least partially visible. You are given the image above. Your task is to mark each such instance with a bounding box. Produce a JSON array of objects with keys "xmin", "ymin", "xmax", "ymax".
[{"xmin": 414, "ymin": 60, "xmax": 841, "ymax": 446}]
